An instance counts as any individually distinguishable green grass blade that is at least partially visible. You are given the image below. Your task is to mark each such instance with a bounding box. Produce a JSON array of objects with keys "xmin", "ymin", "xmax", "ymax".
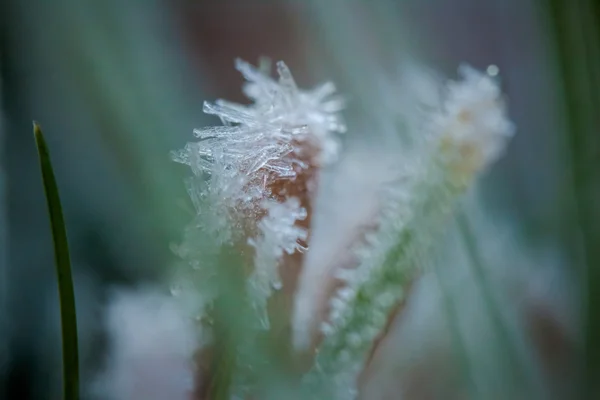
[
  {"xmin": 33, "ymin": 122, "xmax": 79, "ymax": 400},
  {"xmin": 432, "ymin": 259, "xmax": 477, "ymax": 398},
  {"xmin": 457, "ymin": 210, "xmax": 531, "ymax": 395},
  {"xmin": 544, "ymin": 1, "xmax": 600, "ymax": 395}
]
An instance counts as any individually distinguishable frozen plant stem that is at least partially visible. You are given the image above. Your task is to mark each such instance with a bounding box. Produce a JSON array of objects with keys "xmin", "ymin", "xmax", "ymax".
[
  {"xmin": 302, "ymin": 66, "xmax": 515, "ymax": 399},
  {"xmin": 303, "ymin": 169, "xmax": 462, "ymax": 399},
  {"xmin": 172, "ymin": 59, "xmax": 345, "ymax": 397}
]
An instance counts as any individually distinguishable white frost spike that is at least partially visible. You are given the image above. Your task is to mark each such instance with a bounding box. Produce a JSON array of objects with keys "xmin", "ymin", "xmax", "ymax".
[
  {"xmin": 248, "ymin": 198, "xmax": 308, "ymax": 329},
  {"xmin": 175, "ymin": 58, "xmax": 346, "ymax": 178},
  {"xmin": 172, "ymin": 59, "xmax": 346, "ymax": 253},
  {"xmin": 435, "ymin": 65, "xmax": 515, "ymax": 173}
]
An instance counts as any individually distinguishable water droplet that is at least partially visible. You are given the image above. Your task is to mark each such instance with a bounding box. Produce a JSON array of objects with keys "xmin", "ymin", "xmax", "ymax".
[{"xmin": 486, "ymin": 64, "xmax": 499, "ymax": 77}]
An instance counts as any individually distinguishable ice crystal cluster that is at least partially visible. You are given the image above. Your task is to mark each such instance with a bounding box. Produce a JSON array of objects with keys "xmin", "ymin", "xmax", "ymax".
[
  {"xmin": 171, "ymin": 59, "xmax": 514, "ymax": 399},
  {"xmin": 172, "ymin": 58, "xmax": 345, "ymax": 186},
  {"xmin": 170, "ymin": 59, "xmax": 345, "ymax": 319}
]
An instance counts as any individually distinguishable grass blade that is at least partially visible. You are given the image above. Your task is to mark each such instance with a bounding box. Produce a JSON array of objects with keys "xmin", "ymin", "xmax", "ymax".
[
  {"xmin": 33, "ymin": 122, "xmax": 79, "ymax": 400},
  {"xmin": 545, "ymin": 1, "xmax": 600, "ymax": 395},
  {"xmin": 457, "ymin": 210, "xmax": 532, "ymax": 396}
]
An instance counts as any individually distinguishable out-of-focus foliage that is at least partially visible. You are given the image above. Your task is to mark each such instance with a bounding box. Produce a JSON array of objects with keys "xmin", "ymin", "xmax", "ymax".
[{"xmin": 546, "ymin": 0, "xmax": 600, "ymax": 396}]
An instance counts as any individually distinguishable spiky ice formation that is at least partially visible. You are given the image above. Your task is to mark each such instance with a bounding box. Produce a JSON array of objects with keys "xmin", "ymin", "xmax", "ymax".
[
  {"xmin": 298, "ymin": 65, "xmax": 515, "ymax": 399},
  {"xmin": 171, "ymin": 58, "xmax": 345, "ymax": 297},
  {"xmin": 172, "ymin": 59, "xmax": 345, "ymax": 229},
  {"xmin": 247, "ymin": 197, "xmax": 308, "ymax": 329}
]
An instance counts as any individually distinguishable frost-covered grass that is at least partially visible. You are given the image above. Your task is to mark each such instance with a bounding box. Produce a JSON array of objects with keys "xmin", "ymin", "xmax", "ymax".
[
  {"xmin": 165, "ymin": 58, "xmax": 516, "ymax": 399},
  {"xmin": 32, "ymin": 49, "xmax": 586, "ymax": 398},
  {"xmin": 27, "ymin": 2, "xmax": 600, "ymax": 399}
]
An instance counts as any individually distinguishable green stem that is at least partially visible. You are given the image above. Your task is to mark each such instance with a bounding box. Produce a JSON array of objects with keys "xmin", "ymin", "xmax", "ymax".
[
  {"xmin": 545, "ymin": 0, "xmax": 600, "ymax": 395},
  {"xmin": 432, "ymin": 258, "xmax": 477, "ymax": 398},
  {"xmin": 33, "ymin": 122, "xmax": 79, "ymax": 400}
]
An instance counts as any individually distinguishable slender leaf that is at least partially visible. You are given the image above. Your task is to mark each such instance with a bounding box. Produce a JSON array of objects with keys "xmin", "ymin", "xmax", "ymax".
[
  {"xmin": 457, "ymin": 210, "xmax": 533, "ymax": 396},
  {"xmin": 33, "ymin": 122, "xmax": 79, "ymax": 400},
  {"xmin": 545, "ymin": 0, "xmax": 600, "ymax": 395}
]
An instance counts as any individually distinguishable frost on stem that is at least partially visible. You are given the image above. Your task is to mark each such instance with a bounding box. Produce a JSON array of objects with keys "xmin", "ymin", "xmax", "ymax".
[
  {"xmin": 171, "ymin": 59, "xmax": 345, "ymax": 346},
  {"xmin": 247, "ymin": 197, "xmax": 308, "ymax": 329},
  {"xmin": 299, "ymin": 65, "xmax": 514, "ymax": 399}
]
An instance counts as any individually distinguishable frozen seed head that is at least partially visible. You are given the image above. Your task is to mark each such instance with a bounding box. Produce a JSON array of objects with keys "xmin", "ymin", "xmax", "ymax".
[
  {"xmin": 171, "ymin": 59, "xmax": 346, "ymax": 241},
  {"xmin": 172, "ymin": 59, "xmax": 345, "ymax": 184},
  {"xmin": 435, "ymin": 65, "xmax": 515, "ymax": 179}
]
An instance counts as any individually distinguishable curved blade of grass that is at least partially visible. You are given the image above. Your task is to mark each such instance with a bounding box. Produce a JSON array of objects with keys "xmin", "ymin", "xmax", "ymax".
[{"xmin": 33, "ymin": 122, "xmax": 79, "ymax": 400}]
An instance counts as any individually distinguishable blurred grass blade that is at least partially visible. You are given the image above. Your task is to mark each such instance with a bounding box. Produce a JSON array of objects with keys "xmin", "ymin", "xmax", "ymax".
[
  {"xmin": 431, "ymin": 260, "xmax": 476, "ymax": 398},
  {"xmin": 545, "ymin": 0, "xmax": 600, "ymax": 395},
  {"xmin": 33, "ymin": 122, "xmax": 79, "ymax": 400},
  {"xmin": 457, "ymin": 210, "xmax": 531, "ymax": 394}
]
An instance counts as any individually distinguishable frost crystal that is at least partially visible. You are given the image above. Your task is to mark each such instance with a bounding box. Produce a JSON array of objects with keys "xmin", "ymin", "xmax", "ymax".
[
  {"xmin": 172, "ymin": 59, "xmax": 345, "ymax": 209},
  {"xmin": 172, "ymin": 58, "xmax": 345, "ymax": 247},
  {"xmin": 172, "ymin": 59, "xmax": 345, "ymax": 249},
  {"xmin": 247, "ymin": 198, "xmax": 308, "ymax": 328}
]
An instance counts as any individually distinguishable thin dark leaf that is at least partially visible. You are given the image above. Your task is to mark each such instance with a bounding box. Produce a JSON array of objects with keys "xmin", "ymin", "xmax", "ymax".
[
  {"xmin": 33, "ymin": 122, "xmax": 79, "ymax": 400},
  {"xmin": 545, "ymin": 0, "xmax": 600, "ymax": 395}
]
